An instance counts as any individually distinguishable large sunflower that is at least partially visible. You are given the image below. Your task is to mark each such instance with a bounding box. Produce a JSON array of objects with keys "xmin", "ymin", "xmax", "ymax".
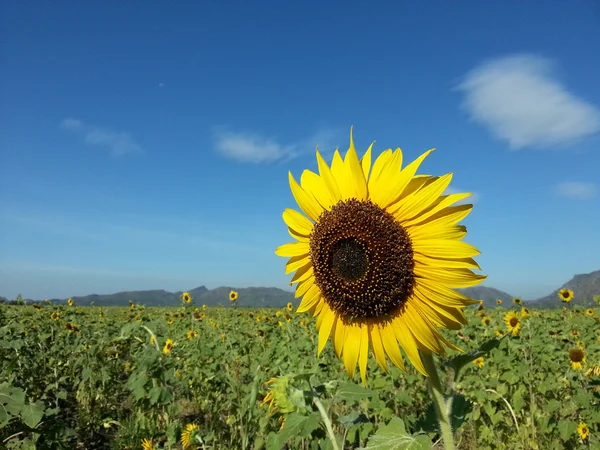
[
  {"xmin": 275, "ymin": 128, "xmax": 485, "ymax": 382},
  {"xmin": 558, "ymin": 288, "xmax": 574, "ymax": 303}
]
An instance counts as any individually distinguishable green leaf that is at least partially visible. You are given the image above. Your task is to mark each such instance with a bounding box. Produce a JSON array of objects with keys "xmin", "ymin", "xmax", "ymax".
[
  {"xmin": 360, "ymin": 416, "xmax": 431, "ymax": 450},
  {"xmin": 20, "ymin": 400, "xmax": 45, "ymax": 429},
  {"xmin": 338, "ymin": 411, "xmax": 369, "ymax": 428},
  {"xmin": 0, "ymin": 386, "xmax": 26, "ymax": 428},
  {"xmin": 558, "ymin": 420, "xmax": 577, "ymax": 442},
  {"xmin": 446, "ymin": 337, "xmax": 504, "ymax": 382},
  {"xmin": 278, "ymin": 413, "xmax": 321, "ymax": 444},
  {"xmin": 335, "ymin": 381, "xmax": 376, "ymax": 403}
]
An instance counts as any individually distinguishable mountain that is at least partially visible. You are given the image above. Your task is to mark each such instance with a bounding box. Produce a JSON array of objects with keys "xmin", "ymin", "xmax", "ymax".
[
  {"xmin": 459, "ymin": 286, "xmax": 514, "ymax": 307},
  {"xmin": 528, "ymin": 270, "xmax": 600, "ymax": 309}
]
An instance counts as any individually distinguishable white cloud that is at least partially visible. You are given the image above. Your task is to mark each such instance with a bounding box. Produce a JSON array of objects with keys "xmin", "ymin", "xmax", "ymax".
[
  {"xmin": 556, "ymin": 181, "xmax": 596, "ymax": 200},
  {"xmin": 457, "ymin": 54, "xmax": 600, "ymax": 149},
  {"xmin": 60, "ymin": 118, "xmax": 142, "ymax": 157},
  {"xmin": 212, "ymin": 126, "xmax": 345, "ymax": 164}
]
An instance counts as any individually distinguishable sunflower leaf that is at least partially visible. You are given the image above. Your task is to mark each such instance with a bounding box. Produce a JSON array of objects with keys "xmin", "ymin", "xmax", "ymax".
[
  {"xmin": 276, "ymin": 412, "xmax": 321, "ymax": 444},
  {"xmin": 335, "ymin": 381, "xmax": 376, "ymax": 403},
  {"xmin": 338, "ymin": 411, "xmax": 369, "ymax": 427},
  {"xmin": 359, "ymin": 416, "xmax": 431, "ymax": 450},
  {"xmin": 445, "ymin": 336, "xmax": 505, "ymax": 382}
]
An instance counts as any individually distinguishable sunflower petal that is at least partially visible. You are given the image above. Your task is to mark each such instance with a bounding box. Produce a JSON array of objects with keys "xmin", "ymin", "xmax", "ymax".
[
  {"xmin": 288, "ymin": 172, "xmax": 323, "ymax": 222},
  {"xmin": 282, "ymin": 208, "xmax": 313, "ymax": 235},
  {"xmin": 360, "ymin": 142, "xmax": 375, "ymax": 180},
  {"xmin": 414, "ymin": 266, "xmax": 487, "ymax": 288},
  {"xmin": 294, "ymin": 277, "xmax": 314, "ymax": 298},
  {"xmin": 301, "ymin": 170, "xmax": 338, "ymax": 211},
  {"xmin": 343, "ymin": 323, "xmax": 361, "ymax": 378},
  {"xmin": 392, "ymin": 316, "xmax": 427, "ymax": 375},
  {"xmin": 285, "ymin": 255, "xmax": 310, "ymax": 274},
  {"xmin": 297, "ymin": 285, "xmax": 321, "ymax": 312},
  {"xmin": 333, "ymin": 317, "xmax": 347, "ymax": 359},
  {"xmin": 414, "ymin": 253, "xmax": 481, "ymax": 270},
  {"xmin": 291, "ymin": 264, "xmax": 313, "ymax": 284},
  {"xmin": 390, "ymin": 173, "xmax": 453, "ymax": 220},
  {"xmin": 412, "ymin": 239, "xmax": 481, "ymax": 259},
  {"xmin": 379, "ymin": 323, "xmax": 405, "ymax": 371},
  {"xmin": 317, "ymin": 306, "xmax": 336, "ymax": 356},
  {"xmin": 344, "ymin": 130, "xmax": 368, "ymax": 200},
  {"xmin": 402, "ymin": 194, "xmax": 472, "ymax": 228},
  {"xmin": 358, "ymin": 323, "xmax": 370, "ymax": 384},
  {"xmin": 316, "ymin": 150, "xmax": 342, "ymax": 204},
  {"xmin": 275, "ymin": 241, "xmax": 310, "ymax": 257},
  {"xmin": 368, "ymin": 322, "xmax": 388, "ymax": 372}
]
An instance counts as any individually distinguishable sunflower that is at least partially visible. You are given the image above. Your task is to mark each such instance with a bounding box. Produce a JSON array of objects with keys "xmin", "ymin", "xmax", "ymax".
[
  {"xmin": 494, "ymin": 329, "xmax": 504, "ymax": 337},
  {"xmin": 67, "ymin": 298, "xmax": 74, "ymax": 306},
  {"xmin": 558, "ymin": 288, "xmax": 574, "ymax": 303},
  {"xmin": 473, "ymin": 357, "xmax": 484, "ymax": 368},
  {"xmin": 520, "ymin": 307, "xmax": 530, "ymax": 319},
  {"xmin": 481, "ymin": 317, "xmax": 491, "ymax": 326},
  {"xmin": 141, "ymin": 439, "xmax": 154, "ymax": 450},
  {"xmin": 163, "ymin": 339, "xmax": 174, "ymax": 355},
  {"xmin": 584, "ymin": 365, "xmax": 600, "ymax": 377},
  {"xmin": 496, "ymin": 299, "xmax": 502, "ymax": 305},
  {"xmin": 569, "ymin": 348, "xmax": 586, "ymax": 370},
  {"xmin": 571, "ymin": 329, "xmax": 580, "ymax": 337},
  {"xmin": 586, "ymin": 308, "xmax": 594, "ymax": 317},
  {"xmin": 577, "ymin": 422, "xmax": 590, "ymax": 440},
  {"xmin": 275, "ymin": 128, "xmax": 485, "ymax": 381},
  {"xmin": 504, "ymin": 311, "xmax": 521, "ymax": 336},
  {"xmin": 594, "ymin": 295, "xmax": 599, "ymax": 303},
  {"xmin": 186, "ymin": 330, "xmax": 198, "ymax": 340},
  {"xmin": 287, "ymin": 302, "xmax": 293, "ymax": 312},
  {"xmin": 202, "ymin": 304, "xmax": 207, "ymax": 310},
  {"xmin": 512, "ymin": 297, "xmax": 522, "ymax": 305},
  {"xmin": 181, "ymin": 291, "xmax": 192, "ymax": 304},
  {"xmin": 229, "ymin": 290, "xmax": 239, "ymax": 302},
  {"xmin": 181, "ymin": 423, "xmax": 200, "ymax": 449}
]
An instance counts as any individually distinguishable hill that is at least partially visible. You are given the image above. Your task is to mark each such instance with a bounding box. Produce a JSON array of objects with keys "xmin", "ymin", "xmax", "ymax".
[
  {"xmin": 528, "ymin": 270, "xmax": 600, "ymax": 308},
  {"xmin": 459, "ymin": 286, "xmax": 514, "ymax": 307}
]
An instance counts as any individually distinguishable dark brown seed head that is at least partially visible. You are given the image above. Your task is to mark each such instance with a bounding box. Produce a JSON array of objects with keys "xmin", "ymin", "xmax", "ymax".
[
  {"xmin": 309, "ymin": 199, "xmax": 415, "ymax": 320},
  {"xmin": 569, "ymin": 348, "xmax": 584, "ymax": 363},
  {"xmin": 509, "ymin": 317, "xmax": 518, "ymax": 327}
]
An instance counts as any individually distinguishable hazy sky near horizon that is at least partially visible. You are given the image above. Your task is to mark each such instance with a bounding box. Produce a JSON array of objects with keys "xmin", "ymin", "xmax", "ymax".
[{"xmin": 1, "ymin": 1, "xmax": 600, "ymax": 301}]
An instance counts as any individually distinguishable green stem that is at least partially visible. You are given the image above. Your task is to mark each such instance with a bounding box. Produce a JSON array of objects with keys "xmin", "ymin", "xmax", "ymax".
[
  {"xmin": 313, "ymin": 396, "xmax": 340, "ymax": 450},
  {"xmin": 421, "ymin": 352, "xmax": 455, "ymax": 450}
]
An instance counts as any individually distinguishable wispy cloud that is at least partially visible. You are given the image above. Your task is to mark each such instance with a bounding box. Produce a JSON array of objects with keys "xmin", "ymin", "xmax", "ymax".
[
  {"xmin": 456, "ymin": 54, "xmax": 600, "ymax": 150},
  {"xmin": 212, "ymin": 126, "xmax": 345, "ymax": 164},
  {"xmin": 555, "ymin": 181, "xmax": 596, "ymax": 200},
  {"xmin": 60, "ymin": 118, "xmax": 143, "ymax": 157}
]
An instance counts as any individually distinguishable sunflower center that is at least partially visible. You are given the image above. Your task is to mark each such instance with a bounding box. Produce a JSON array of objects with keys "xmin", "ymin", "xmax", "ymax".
[
  {"xmin": 509, "ymin": 317, "xmax": 518, "ymax": 327},
  {"xmin": 309, "ymin": 199, "xmax": 415, "ymax": 320},
  {"xmin": 569, "ymin": 349, "xmax": 584, "ymax": 362}
]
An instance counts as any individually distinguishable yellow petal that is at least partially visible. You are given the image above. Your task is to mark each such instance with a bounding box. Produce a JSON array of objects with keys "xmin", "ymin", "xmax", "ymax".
[
  {"xmin": 344, "ymin": 130, "xmax": 368, "ymax": 200},
  {"xmin": 294, "ymin": 277, "xmax": 314, "ymax": 298},
  {"xmin": 297, "ymin": 285, "xmax": 321, "ymax": 312},
  {"xmin": 372, "ymin": 149, "xmax": 435, "ymax": 209},
  {"xmin": 301, "ymin": 170, "xmax": 338, "ymax": 210},
  {"xmin": 368, "ymin": 322, "xmax": 388, "ymax": 372},
  {"xmin": 282, "ymin": 208, "xmax": 313, "ymax": 235},
  {"xmin": 358, "ymin": 324, "xmax": 370, "ymax": 384},
  {"xmin": 392, "ymin": 316, "xmax": 427, "ymax": 375},
  {"xmin": 415, "ymin": 279, "xmax": 480, "ymax": 308},
  {"xmin": 275, "ymin": 241, "xmax": 310, "ymax": 257},
  {"xmin": 402, "ymin": 194, "xmax": 472, "ymax": 228},
  {"xmin": 408, "ymin": 224, "xmax": 467, "ymax": 241},
  {"xmin": 291, "ymin": 264, "xmax": 313, "ymax": 284},
  {"xmin": 368, "ymin": 148, "xmax": 395, "ymax": 183},
  {"xmin": 288, "ymin": 172, "xmax": 323, "ymax": 222},
  {"xmin": 414, "ymin": 266, "xmax": 487, "ymax": 288},
  {"xmin": 288, "ymin": 227, "xmax": 309, "ymax": 242},
  {"xmin": 411, "ymin": 292, "xmax": 466, "ymax": 329},
  {"xmin": 316, "ymin": 150, "xmax": 342, "ymax": 204},
  {"xmin": 360, "ymin": 142, "xmax": 375, "ymax": 180},
  {"xmin": 379, "ymin": 322, "xmax": 405, "ymax": 371},
  {"xmin": 317, "ymin": 306, "xmax": 337, "ymax": 356},
  {"xmin": 414, "ymin": 253, "xmax": 481, "ymax": 270},
  {"xmin": 401, "ymin": 303, "xmax": 445, "ymax": 354},
  {"xmin": 389, "ymin": 173, "xmax": 453, "ymax": 220},
  {"xmin": 285, "ymin": 255, "xmax": 310, "ymax": 274},
  {"xmin": 412, "ymin": 239, "xmax": 481, "ymax": 259},
  {"xmin": 343, "ymin": 323, "xmax": 362, "ymax": 378},
  {"xmin": 333, "ymin": 317, "xmax": 347, "ymax": 359},
  {"xmin": 368, "ymin": 149, "xmax": 402, "ymax": 205}
]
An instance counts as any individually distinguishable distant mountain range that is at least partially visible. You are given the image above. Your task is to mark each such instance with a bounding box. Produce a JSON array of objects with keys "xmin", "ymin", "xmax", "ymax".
[{"xmin": 3, "ymin": 270, "xmax": 598, "ymax": 309}]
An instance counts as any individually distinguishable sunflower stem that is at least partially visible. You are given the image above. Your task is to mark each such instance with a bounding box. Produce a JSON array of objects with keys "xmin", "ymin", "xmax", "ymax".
[
  {"xmin": 421, "ymin": 352, "xmax": 456, "ymax": 450},
  {"xmin": 313, "ymin": 396, "xmax": 340, "ymax": 450}
]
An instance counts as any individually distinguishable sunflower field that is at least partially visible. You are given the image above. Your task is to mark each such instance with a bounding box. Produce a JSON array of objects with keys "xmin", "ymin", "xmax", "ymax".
[{"xmin": 1, "ymin": 301, "xmax": 599, "ymax": 449}]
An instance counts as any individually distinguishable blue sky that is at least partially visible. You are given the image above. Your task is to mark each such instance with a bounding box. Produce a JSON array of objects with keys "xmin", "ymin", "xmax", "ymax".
[{"xmin": 1, "ymin": 1, "xmax": 600, "ymax": 301}]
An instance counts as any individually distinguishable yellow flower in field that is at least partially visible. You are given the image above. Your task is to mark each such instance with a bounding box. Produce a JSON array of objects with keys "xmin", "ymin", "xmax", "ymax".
[
  {"xmin": 520, "ymin": 307, "xmax": 530, "ymax": 318},
  {"xmin": 141, "ymin": 439, "xmax": 154, "ymax": 450},
  {"xmin": 473, "ymin": 357, "xmax": 484, "ymax": 368},
  {"xmin": 504, "ymin": 311, "xmax": 521, "ymax": 336},
  {"xmin": 584, "ymin": 365, "xmax": 600, "ymax": 377},
  {"xmin": 481, "ymin": 317, "xmax": 491, "ymax": 326},
  {"xmin": 181, "ymin": 423, "xmax": 200, "ymax": 449},
  {"xmin": 150, "ymin": 336, "xmax": 156, "ymax": 346},
  {"xmin": 186, "ymin": 330, "xmax": 198, "ymax": 340},
  {"xmin": 512, "ymin": 297, "xmax": 522, "ymax": 305},
  {"xmin": 275, "ymin": 128, "xmax": 485, "ymax": 382},
  {"xmin": 477, "ymin": 301, "xmax": 484, "ymax": 311},
  {"xmin": 558, "ymin": 288, "xmax": 574, "ymax": 303},
  {"xmin": 494, "ymin": 329, "xmax": 504, "ymax": 337},
  {"xmin": 51, "ymin": 311, "xmax": 60, "ymax": 321},
  {"xmin": 585, "ymin": 308, "xmax": 594, "ymax": 317},
  {"xmin": 67, "ymin": 298, "xmax": 74, "ymax": 306},
  {"xmin": 577, "ymin": 422, "xmax": 590, "ymax": 440},
  {"xmin": 275, "ymin": 311, "xmax": 283, "ymax": 317},
  {"xmin": 571, "ymin": 329, "xmax": 580, "ymax": 337},
  {"xmin": 181, "ymin": 291, "xmax": 192, "ymax": 303},
  {"xmin": 286, "ymin": 302, "xmax": 293, "ymax": 312},
  {"xmin": 221, "ymin": 333, "xmax": 225, "ymax": 342},
  {"xmin": 64, "ymin": 322, "xmax": 80, "ymax": 332},
  {"xmin": 229, "ymin": 290, "xmax": 238, "ymax": 302},
  {"xmin": 569, "ymin": 348, "xmax": 585, "ymax": 370},
  {"xmin": 163, "ymin": 339, "xmax": 174, "ymax": 355},
  {"xmin": 278, "ymin": 321, "xmax": 284, "ymax": 328},
  {"xmin": 202, "ymin": 304, "xmax": 207, "ymax": 310},
  {"xmin": 496, "ymin": 299, "xmax": 502, "ymax": 305},
  {"xmin": 594, "ymin": 295, "xmax": 600, "ymax": 303},
  {"xmin": 167, "ymin": 319, "xmax": 174, "ymax": 325},
  {"xmin": 261, "ymin": 375, "xmax": 298, "ymax": 415}
]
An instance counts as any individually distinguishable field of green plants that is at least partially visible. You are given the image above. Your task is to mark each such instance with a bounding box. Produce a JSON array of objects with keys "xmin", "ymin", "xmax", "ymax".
[{"xmin": 1, "ymin": 301, "xmax": 599, "ymax": 449}]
